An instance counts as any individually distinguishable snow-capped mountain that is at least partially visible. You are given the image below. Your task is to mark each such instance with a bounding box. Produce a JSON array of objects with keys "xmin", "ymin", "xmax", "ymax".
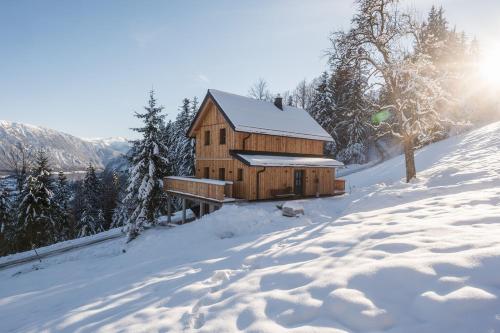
[{"xmin": 0, "ymin": 120, "xmax": 130, "ymax": 171}]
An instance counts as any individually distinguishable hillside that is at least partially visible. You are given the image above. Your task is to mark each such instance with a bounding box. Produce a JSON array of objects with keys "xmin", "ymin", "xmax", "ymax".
[
  {"xmin": 1, "ymin": 122, "xmax": 500, "ymax": 332},
  {"xmin": 0, "ymin": 120, "xmax": 129, "ymax": 172}
]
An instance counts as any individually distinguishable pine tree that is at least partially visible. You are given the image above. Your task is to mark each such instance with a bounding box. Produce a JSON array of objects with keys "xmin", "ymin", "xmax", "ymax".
[
  {"xmin": 172, "ymin": 98, "xmax": 196, "ymax": 176},
  {"xmin": 101, "ymin": 170, "xmax": 121, "ymax": 230},
  {"xmin": 309, "ymin": 72, "xmax": 335, "ymax": 133},
  {"xmin": 78, "ymin": 164, "xmax": 105, "ymax": 237},
  {"xmin": 124, "ymin": 90, "xmax": 170, "ymax": 240},
  {"xmin": 333, "ymin": 61, "xmax": 371, "ymax": 164},
  {"xmin": 0, "ymin": 189, "xmax": 11, "ymax": 255},
  {"xmin": 53, "ymin": 171, "xmax": 73, "ymax": 241},
  {"xmin": 16, "ymin": 150, "xmax": 57, "ymax": 250}
]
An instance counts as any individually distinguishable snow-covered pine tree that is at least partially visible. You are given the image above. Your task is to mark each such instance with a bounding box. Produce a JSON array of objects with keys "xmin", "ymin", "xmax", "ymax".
[
  {"xmin": 0, "ymin": 189, "xmax": 11, "ymax": 255},
  {"xmin": 124, "ymin": 90, "xmax": 170, "ymax": 240},
  {"xmin": 172, "ymin": 98, "xmax": 196, "ymax": 176},
  {"xmin": 309, "ymin": 72, "xmax": 335, "ymax": 133},
  {"xmin": 416, "ymin": 5, "xmax": 471, "ymax": 144},
  {"xmin": 53, "ymin": 171, "xmax": 73, "ymax": 241},
  {"xmin": 16, "ymin": 150, "xmax": 57, "ymax": 250},
  {"xmin": 308, "ymin": 72, "xmax": 338, "ymax": 155},
  {"xmin": 101, "ymin": 170, "xmax": 121, "ymax": 230},
  {"xmin": 191, "ymin": 96, "xmax": 199, "ymax": 114},
  {"xmin": 332, "ymin": 60, "xmax": 371, "ymax": 164},
  {"xmin": 78, "ymin": 163, "xmax": 105, "ymax": 237}
]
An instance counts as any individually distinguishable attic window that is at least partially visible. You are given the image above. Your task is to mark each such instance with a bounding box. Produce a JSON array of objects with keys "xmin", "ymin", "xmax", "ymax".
[
  {"xmin": 204, "ymin": 130, "xmax": 210, "ymax": 146},
  {"xmin": 219, "ymin": 128, "xmax": 226, "ymax": 145}
]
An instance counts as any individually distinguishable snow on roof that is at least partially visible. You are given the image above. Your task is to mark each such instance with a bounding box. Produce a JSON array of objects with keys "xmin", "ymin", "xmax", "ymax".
[
  {"xmin": 166, "ymin": 176, "xmax": 233, "ymax": 185},
  {"xmin": 208, "ymin": 89, "xmax": 334, "ymax": 142},
  {"xmin": 236, "ymin": 153, "xmax": 344, "ymax": 168}
]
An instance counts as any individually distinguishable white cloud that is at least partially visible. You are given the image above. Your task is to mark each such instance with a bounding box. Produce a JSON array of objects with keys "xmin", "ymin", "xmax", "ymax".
[{"xmin": 197, "ymin": 74, "xmax": 210, "ymax": 83}]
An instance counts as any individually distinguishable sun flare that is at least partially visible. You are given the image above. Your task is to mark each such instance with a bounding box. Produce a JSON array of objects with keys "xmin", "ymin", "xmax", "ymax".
[{"xmin": 478, "ymin": 45, "xmax": 500, "ymax": 86}]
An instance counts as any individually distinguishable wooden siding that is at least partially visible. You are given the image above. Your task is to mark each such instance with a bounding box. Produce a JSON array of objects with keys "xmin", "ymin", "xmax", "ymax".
[
  {"xmin": 233, "ymin": 132, "xmax": 324, "ymax": 155},
  {"xmin": 164, "ymin": 177, "xmax": 229, "ymax": 202},
  {"xmin": 195, "ymin": 158, "xmax": 337, "ymax": 201},
  {"xmin": 256, "ymin": 167, "xmax": 335, "ymax": 200}
]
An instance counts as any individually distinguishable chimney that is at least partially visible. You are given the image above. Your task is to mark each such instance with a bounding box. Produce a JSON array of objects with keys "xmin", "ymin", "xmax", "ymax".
[{"xmin": 274, "ymin": 95, "xmax": 283, "ymax": 110}]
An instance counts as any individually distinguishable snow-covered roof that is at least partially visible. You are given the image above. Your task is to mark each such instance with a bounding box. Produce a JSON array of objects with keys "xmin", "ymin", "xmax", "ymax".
[
  {"xmin": 190, "ymin": 90, "xmax": 334, "ymax": 142},
  {"xmin": 235, "ymin": 153, "xmax": 344, "ymax": 168},
  {"xmin": 166, "ymin": 176, "xmax": 233, "ymax": 185}
]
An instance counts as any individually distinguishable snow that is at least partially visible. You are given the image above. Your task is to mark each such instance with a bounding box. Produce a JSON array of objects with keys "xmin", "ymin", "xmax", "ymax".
[
  {"xmin": 167, "ymin": 176, "xmax": 233, "ymax": 185},
  {"xmin": 2, "ymin": 122, "xmax": 500, "ymax": 332},
  {"xmin": 236, "ymin": 153, "xmax": 344, "ymax": 168},
  {"xmin": 209, "ymin": 89, "xmax": 334, "ymax": 142}
]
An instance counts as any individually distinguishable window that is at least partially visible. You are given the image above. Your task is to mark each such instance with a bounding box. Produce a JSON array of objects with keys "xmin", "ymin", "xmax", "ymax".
[
  {"xmin": 219, "ymin": 168, "xmax": 225, "ymax": 181},
  {"xmin": 204, "ymin": 130, "xmax": 210, "ymax": 145},
  {"xmin": 203, "ymin": 167, "xmax": 210, "ymax": 178},
  {"xmin": 237, "ymin": 168, "xmax": 243, "ymax": 181},
  {"xmin": 219, "ymin": 128, "xmax": 226, "ymax": 145}
]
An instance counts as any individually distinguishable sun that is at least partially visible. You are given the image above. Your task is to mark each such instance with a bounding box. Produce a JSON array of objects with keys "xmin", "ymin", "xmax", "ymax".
[{"xmin": 478, "ymin": 45, "xmax": 500, "ymax": 86}]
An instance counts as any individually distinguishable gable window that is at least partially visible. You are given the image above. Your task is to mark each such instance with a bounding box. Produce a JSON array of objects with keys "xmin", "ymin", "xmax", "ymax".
[
  {"xmin": 219, "ymin": 168, "xmax": 225, "ymax": 181},
  {"xmin": 237, "ymin": 168, "xmax": 243, "ymax": 181},
  {"xmin": 203, "ymin": 167, "xmax": 210, "ymax": 178},
  {"xmin": 204, "ymin": 130, "xmax": 210, "ymax": 145},
  {"xmin": 219, "ymin": 128, "xmax": 226, "ymax": 145}
]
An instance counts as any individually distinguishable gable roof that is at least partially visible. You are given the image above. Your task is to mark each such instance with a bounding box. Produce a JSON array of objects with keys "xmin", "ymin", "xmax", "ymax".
[{"xmin": 188, "ymin": 89, "xmax": 334, "ymax": 142}]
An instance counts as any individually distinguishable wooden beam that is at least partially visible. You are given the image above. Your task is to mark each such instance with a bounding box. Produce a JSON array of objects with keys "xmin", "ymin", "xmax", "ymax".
[
  {"xmin": 200, "ymin": 202, "xmax": 205, "ymax": 218},
  {"xmin": 167, "ymin": 195, "xmax": 171, "ymax": 224},
  {"xmin": 182, "ymin": 198, "xmax": 187, "ymax": 224}
]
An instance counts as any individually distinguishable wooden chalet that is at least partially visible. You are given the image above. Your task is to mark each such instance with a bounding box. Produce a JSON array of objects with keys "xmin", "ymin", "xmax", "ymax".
[{"xmin": 164, "ymin": 89, "xmax": 345, "ymax": 221}]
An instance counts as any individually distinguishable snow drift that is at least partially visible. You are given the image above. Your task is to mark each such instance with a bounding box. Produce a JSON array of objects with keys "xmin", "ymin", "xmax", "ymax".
[{"xmin": 1, "ymin": 122, "xmax": 500, "ymax": 332}]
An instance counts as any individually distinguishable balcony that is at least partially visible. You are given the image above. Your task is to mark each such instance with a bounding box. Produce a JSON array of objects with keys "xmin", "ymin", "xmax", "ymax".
[{"xmin": 164, "ymin": 176, "xmax": 234, "ymax": 203}]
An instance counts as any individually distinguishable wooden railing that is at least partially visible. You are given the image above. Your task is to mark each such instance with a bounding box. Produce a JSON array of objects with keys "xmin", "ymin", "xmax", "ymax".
[
  {"xmin": 334, "ymin": 179, "xmax": 346, "ymax": 193},
  {"xmin": 164, "ymin": 176, "xmax": 233, "ymax": 202}
]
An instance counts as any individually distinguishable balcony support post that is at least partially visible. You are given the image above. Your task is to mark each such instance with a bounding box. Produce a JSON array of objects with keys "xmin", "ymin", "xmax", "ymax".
[
  {"xmin": 200, "ymin": 202, "xmax": 205, "ymax": 218},
  {"xmin": 167, "ymin": 195, "xmax": 172, "ymax": 224},
  {"xmin": 182, "ymin": 198, "xmax": 187, "ymax": 224}
]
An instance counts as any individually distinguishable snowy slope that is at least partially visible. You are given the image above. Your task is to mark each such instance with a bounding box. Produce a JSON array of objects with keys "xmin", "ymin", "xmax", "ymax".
[
  {"xmin": 0, "ymin": 120, "xmax": 129, "ymax": 171},
  {"xmin": 1, "ymin": 122, "xmax": 500, "ymax": 332}
]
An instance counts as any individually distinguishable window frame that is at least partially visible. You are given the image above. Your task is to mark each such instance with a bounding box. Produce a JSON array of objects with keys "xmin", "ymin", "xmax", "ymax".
[
  {"xmin": 237, "ymin": 168, "xmax": 243, "ymax": 181},
  {"xmin": 204, "ymin": 130, "xmax": 211, "ymax": 146},
  {"xmin": 218, "ymin": 168, "xmax": 225, "ymax": 181},
  {"xmin": 219, "ymin": 128, "xmax": 226, "ymax": 145}
]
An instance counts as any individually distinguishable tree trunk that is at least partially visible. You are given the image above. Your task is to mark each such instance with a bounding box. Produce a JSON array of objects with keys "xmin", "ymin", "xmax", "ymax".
[{"xmin": 403, "ymin": 135, "xmax": 416, "ymax": 182}]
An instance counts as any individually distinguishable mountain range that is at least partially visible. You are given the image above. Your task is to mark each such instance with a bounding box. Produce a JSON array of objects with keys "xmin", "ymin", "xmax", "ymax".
[{"xmin": 0, "ymin": 120, "xmax": 130, "ymax": 172}]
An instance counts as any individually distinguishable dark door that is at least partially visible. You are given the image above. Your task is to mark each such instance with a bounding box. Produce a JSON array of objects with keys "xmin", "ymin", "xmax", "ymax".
[{"xmin": 294, "ymin": 170, "xmax": 305, "ymax": 196}]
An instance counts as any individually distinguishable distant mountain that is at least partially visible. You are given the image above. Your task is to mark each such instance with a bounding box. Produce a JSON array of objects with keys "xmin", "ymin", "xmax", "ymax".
[{"xmin": 0, "ymin": 120, "xmax": 130, "ymax": 172}]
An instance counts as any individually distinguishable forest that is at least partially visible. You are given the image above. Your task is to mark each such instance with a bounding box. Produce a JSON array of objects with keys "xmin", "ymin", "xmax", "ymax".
[{"xmin": 0, "ymin": 2, "xmax": 492, "ymax": 256}]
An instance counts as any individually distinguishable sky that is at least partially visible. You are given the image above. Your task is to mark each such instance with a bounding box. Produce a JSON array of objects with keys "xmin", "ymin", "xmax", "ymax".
[{"xmin": 0, "ymin": 0, "xmax": 499, "ymax": 139}]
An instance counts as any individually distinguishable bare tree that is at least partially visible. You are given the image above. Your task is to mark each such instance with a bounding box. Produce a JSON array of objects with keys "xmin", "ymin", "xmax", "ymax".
[
  {"xmin": 1, "ymin": 142, "xmax": 33, "ymax": 190},
  {"xmin": 248, "ymin": 78, "xmax": 272, "ymax": 101},
  {"xmin": 293, "ymin": 79, "xmax": 315, "ymax": 110},
  {"xmin": 329, "ymin": 0, "xmax": 448, "ymax": 182}
]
